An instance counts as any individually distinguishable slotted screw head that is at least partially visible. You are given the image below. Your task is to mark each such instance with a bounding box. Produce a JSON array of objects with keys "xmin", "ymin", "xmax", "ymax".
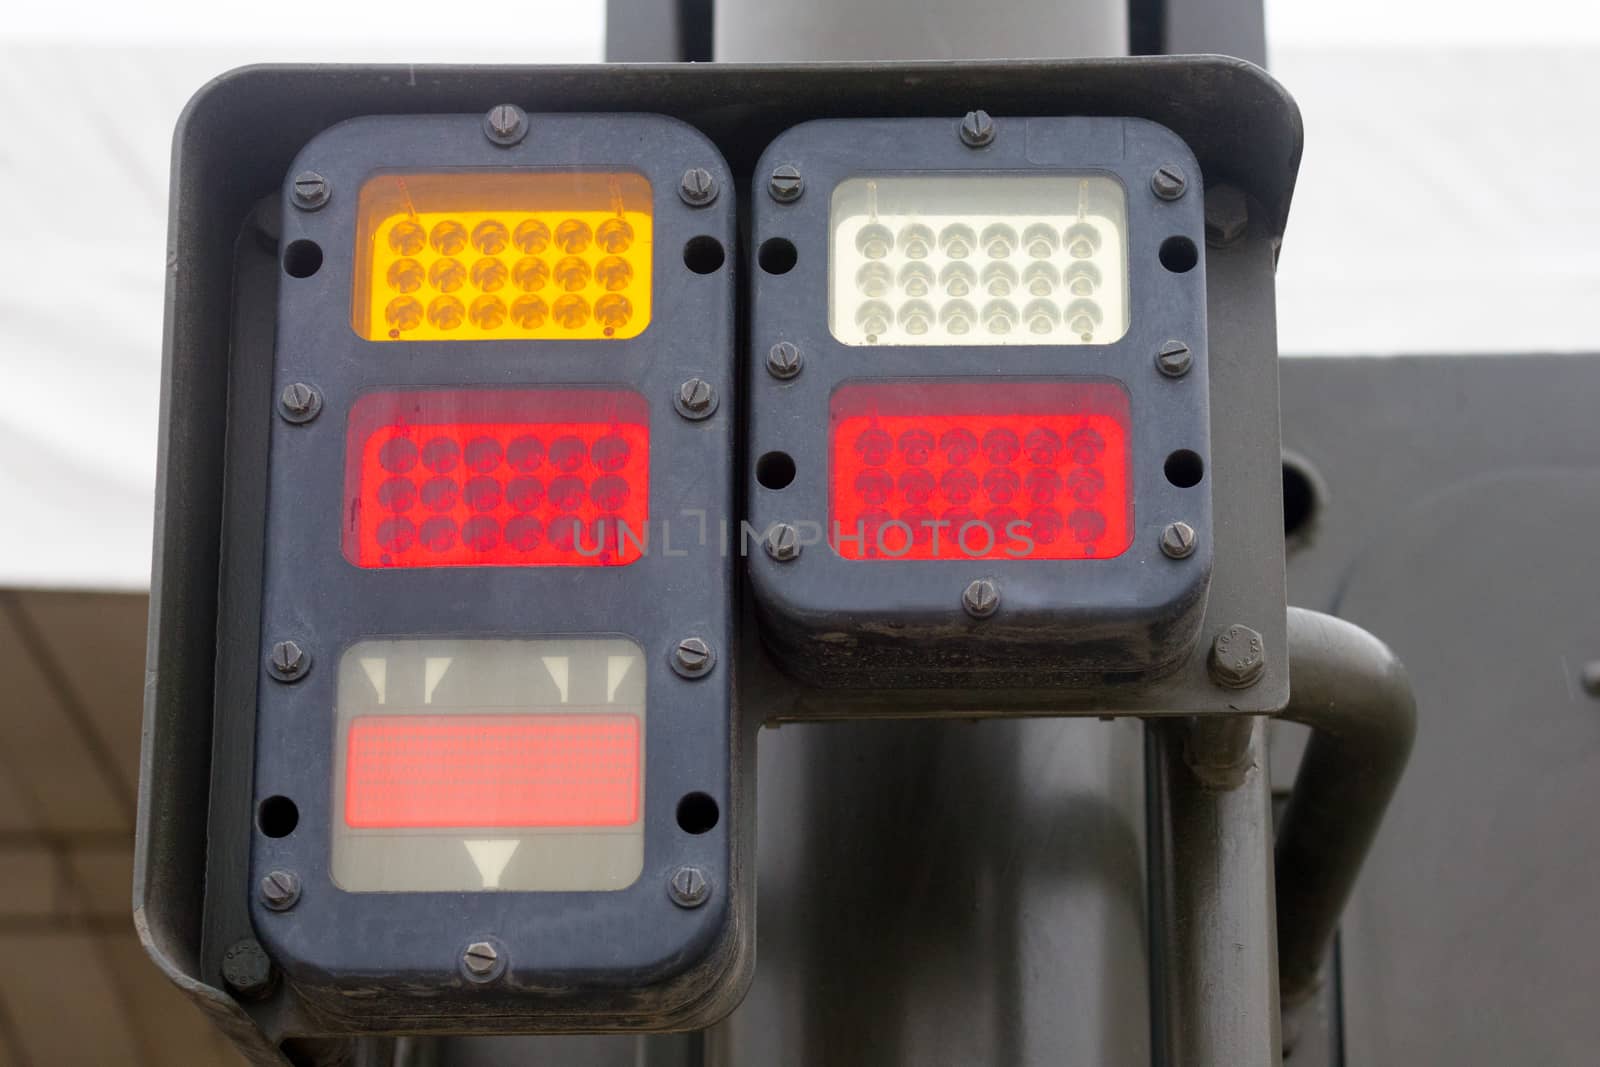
[
  {"xmin": 1152, "ymin": 164, "xmax": 1188, "ymax": 201},
  {"xmin": 462, "ymin": 940, "xmax": 502, "ymax": 979},
  {"xmin": 1156, "ymin": 340, "xmax": 1193, "ymax": 378},
  {"xmin": 959, "ymin": 110, "xmax": 996, "ymax": 147},
  {"xmin": 668, "ymin": 866, "xmax": 709, "ymax": 908},
  {"xmin": 675, "ymin": 377, "xmax": 718, "ymax": 419},
  {"xmin": 962, "ymin": 578, "xmax": 1000, "ymax": 619},
  {"xmin": 278, "ymin": 381, "xmax": 322, "ymax": 423},
  {"xmin": 768, "ymin": 163, "xmax": 804, "ymax": 203},
  {"xmin": 1160, "ymin": 521, "xmax": 1198, "ymax": 560},
  {"xmin": 1210, "ymin": 624, "xmax": 1266, "ymax": 689},
  {"xmin": 290, "ymin": 171, "xmax": 329, "ymax": 210},
  {"xmin": 259, "ymin": 870, "xmax": 301, "ymax": 912},
  {"xmin": 765, "ymin": 523, "xmax": 801, "ymax": 562},
  {"xmin": 672, "ymin": 637, "xmax": 715, "ymax": 679},
  {"xmin": 766, "ymin": 342, "xmax": 802, "ymax": 380},
  {"xmin": 679, "ymin": 167, "xmax": 718, "ymax": 206},
  {"xmin": 267, "ymin": 640, "xmax": 309, "ymax": 682},
  {"xmin": 483, "ymin": 103, "xmax": 528, "ymax": 146}
]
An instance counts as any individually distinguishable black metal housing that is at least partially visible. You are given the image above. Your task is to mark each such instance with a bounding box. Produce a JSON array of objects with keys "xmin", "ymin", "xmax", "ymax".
[
  {"xmin": 250, "ymin": 113, "xmax": 746, "ymax": 1031},
  {"xmin": 747, "ymin": 116, "xmax": 1212, "ymax": 688}
]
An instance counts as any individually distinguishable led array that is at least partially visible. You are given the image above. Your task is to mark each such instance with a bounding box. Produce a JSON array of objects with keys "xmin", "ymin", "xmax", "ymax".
[{"xmin": 830, "ymin": 175, "xmax": 1129, "ymax": 347}]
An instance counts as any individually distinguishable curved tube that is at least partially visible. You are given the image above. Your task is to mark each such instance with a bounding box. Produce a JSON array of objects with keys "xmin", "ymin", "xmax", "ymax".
[{"xmin": 1275, "ymin": 607, "xmax": 1418, "ymax": 1006}]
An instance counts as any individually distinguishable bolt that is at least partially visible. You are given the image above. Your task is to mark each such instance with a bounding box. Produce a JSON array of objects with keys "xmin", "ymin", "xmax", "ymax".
[
  {"xmin": 290, "ymin": 171, "xmax": 329, "ymax": 211},
  {"xmin": 461, "ymin": 941, "xmax": 503, "ymax": 981},
  {"xmin": 1209, "ymin": 624, "xmax": 1266, "ymax": 689},
  {"xmin": 1156, "ymin": 340, "xmax": 1193, "ymax": 379},
  {"xmin": 259, "ymin": 870, "xmax": 301, "ymax": 912},
  {"xmin": 277, "ymin": 381, "xmax": 322, "ymax": 424},
  {"xmin": 482, "ymin": 103, "xmax": 528, "ymax": 146},
  {"xmin": 668, "ymin": 866, "xmax": 710, "ymax": 908},
  {"xmin": 678, "ymin": 167, "xmax": 718, "ymax": 207},
  {"xmin": 768, "ymin": 163, "xmax": 804, "ymax": 203},
  {"xmin": 1152, "ymin": 164, "xmax": 1188, "ymax": 201},
  {"xmin": 1160, "ymin": 521, "xmax": 1198, "ymax": 560},
  {"xmin": 674, "ymin": 377, "xmax": 719, "ymax": 420},
  {"xmin": 221, "ymin": 939, "xmax": 275, "ymax": 999},
  {"xmin": 765, "ymin": 523, "xmax": 801, "ymax": 563},
  {"xmin": 766, "ymin": 341, "xmax": 803, "ymax": 380},
  {"xmin": 1205, "ymin": 184, "xmax": 1250, "ymax": 247},
  {"xmin": 962, "ymin": 578, "xmax": 1000, "ymax": 619},
  {"xmin": 672, "ymin": 637, "xmax": 716, "ymax": 679},
  {"xmin": 959, "ymin": 110, "xmax": 996, "ymax": 148},
  {"xmin": 266, "ymin": 640, "xmax": 310, "ymax": 682},
  {"xmin": 1581, "ymin": 661, "xmax": 1600, "ymax": 698}
]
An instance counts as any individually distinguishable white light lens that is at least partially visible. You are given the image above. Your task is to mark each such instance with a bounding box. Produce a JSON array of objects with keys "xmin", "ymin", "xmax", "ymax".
[{"xmin": 830, "ymin": 175, "xmax": 1129, "ymax": 347}]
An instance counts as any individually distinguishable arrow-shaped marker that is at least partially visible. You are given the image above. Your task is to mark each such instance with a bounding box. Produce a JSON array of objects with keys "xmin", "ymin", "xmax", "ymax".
[{"xmin": 463, "ymin": 839, "xmax": 520, "ymax": 889}]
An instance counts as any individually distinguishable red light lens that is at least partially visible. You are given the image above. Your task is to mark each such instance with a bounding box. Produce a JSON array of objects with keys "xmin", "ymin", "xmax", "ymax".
[
  {"xmin": 344, "ymin": 714, "xmax": 640, "ymax": 829},
  {"xmin": 345, "ymin": 389, "xmax": 649, "ymax": 568},
  {"xmin": 829, "ymin": 381, "xmax": 1132, "ymax": 560}
]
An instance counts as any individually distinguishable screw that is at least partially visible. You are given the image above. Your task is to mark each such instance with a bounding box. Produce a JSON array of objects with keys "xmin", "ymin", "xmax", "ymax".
[
  {"xmin": 962, "ymin": 578, "xmax": 1000, "ymax": 619},
  {"xmin": 266, "ymin": 640, "xmax": 310, "ymax": 682},
  {"xmin": 1152, "ymin": 164, "xmax": 1188, "ymax": 201},
  {"xmin": 766, "ymin": 342, "xmax": 803, "ymax": 380},
  {"xmin": 290, "ymin": 171, "xmax": 329, "ymax": 211},
  {"xmin": 461, "ymin": 940, "xmax": 504, "ymax": 981},
  {"xmin": 679, "ymin": 167, "xmax": 718, "ymax": 207},
  {"xmin": 671, "ymin": 637, "xmax": 716, "ymax": 679},
  {"xmin": 668, "ymin": 866, "xmax": 710, "ymax": 908},
  {"xmin": 768, "ymin": 163, "xmax": 804, "ymax": 203},
  {"xmin": 483, "ymin": 104, "xmax": 528, "ymax": 146},
  {"xmin": 1160, "ymin": 521, "xmax": 1198, "ymax": 560},
  {"xmin": 221, "ymin": 939, "xmax": 275, "ymax": 999},
  {"xmin": 1156, "ymin": 340, "xmax": 1193, "ymax": 379},
  {"xmin": 765, "ymin": 523, "xmax": 801, "ymax": 562},
  {"xmin": 1205, "ymin": 184, "xmax": 1250, "ymax": 247},
  {"xmin": 674, "ymin": 377, "xmax": 719, "ymax": 420},
  {"xmin": 1209, "ymin": 624, "xmax": 1266, "ymax": 689},
  {"xmin": 259, "ymin": 870, "xmax": 301, "ymax": 912},
  {"xmin": 277, "ymin": 381, "xmax": 322, "ymax": 424},
  {"xmin": 1581, "ymin": 661, "xmax": 1600, "ymax": 698},
  {"xmin": 959, "ymin": 110, "xmax": 996, "ymax": 148}
]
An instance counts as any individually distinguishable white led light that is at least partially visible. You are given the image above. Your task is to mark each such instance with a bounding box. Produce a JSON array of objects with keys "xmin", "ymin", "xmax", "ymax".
[{"xmin": 829, "ymin": 174, "xmax": 1129, "ymax": 347}]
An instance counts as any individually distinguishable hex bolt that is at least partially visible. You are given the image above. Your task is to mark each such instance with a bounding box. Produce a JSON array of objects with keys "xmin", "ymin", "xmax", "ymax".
[
  {"xmin": 959, "ymin": 110, "xmax": 996, "ymax": 148},
  {"xmin": 1205, "ymin": 184, "xmax": 1251, "ymax": 248},
  {"xmin": 266, "ymin": 640, "xmax": 310, "ymax": 682},
  {"xmin": 482, "ymin": 103, "xmax": 528, "ymax": 146},
  {"xmin": 221, "ymin": 939, "xmax": 276, "ymax": 1000},
  {"xmin": 671, "ymin": 637, "xmax": 716, "ymax": 679},
  {"xmin": 668, "ymin": 866, "xmax": 710, "ymax": 909},
  {"xmin": 768, "ymin": 163, "xmax": 804, "ymax": 203},
  {"xmin": 259, "ymin": 870, "xmax": 302, "ymax": 912},
  {"xmin": 277, "ymin": 381, "xmax": 322, "ymax": 424},
  {"xmin": 678, "ymin": 167, "xmax": 719, "ymax": 207},
  {"xmin": 962, "ymin": 578, "xmax": 1000, "ymax": 619},
  {"xmin": 461, "ymin": 940, "xmax": 505, "ymax": 981},
  {"xmin": 674, "ymin": 377, "xmax": 719, "ymax": 420},
  {"xmin": 1151, "ymin": 164, "xmax": 1188, "ymax": 201},
  {"xmin": 1160, "ymin": 521, "xmax": 1198, "ymax": 560},
  {"xmin": 766, "ymin": 341, "xmax": 803, "ymax": 380},
  {"xmin": 1209, "ymin": 624, "xmax": 1266, "ymax": 689},
  {"xmin": 290, "ymin": 171, "xmax": 330, "ymax": 211},
  {"xmin": 1581, "ymin": 661, "xmax": 1600, "ymax": 698},
  {"xmin": 1156, "ymin": 340, "xmax": 1193, "ymax": 379},
  {"xmin": 765, "ymin": 523, "xmax": 802, "ymax": 563}
]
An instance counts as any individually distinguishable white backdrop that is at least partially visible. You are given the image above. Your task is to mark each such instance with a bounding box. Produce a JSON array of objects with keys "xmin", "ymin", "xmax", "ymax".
[{"xmin": 2, "ymin": 1, "xmax": 1597, "ymax": 588}]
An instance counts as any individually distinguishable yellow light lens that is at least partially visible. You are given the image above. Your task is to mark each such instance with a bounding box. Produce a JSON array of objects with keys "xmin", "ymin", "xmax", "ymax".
[{"xmin": 355, "ymin": 172, "xmax": 653, "ymax": 342}]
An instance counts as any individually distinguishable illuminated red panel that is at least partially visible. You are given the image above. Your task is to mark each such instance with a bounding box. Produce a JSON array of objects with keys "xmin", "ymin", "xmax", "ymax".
[
  {"xmin": 344, "ymin": 389, "xmax": 649, "ymax": 568},
  {"xmin": 829, "ymin": 381, "xmax": 1132, "ymax": 561},
  {"xmin": 344, "ymin": 714, "xmax": 640, "ymax": 829}
]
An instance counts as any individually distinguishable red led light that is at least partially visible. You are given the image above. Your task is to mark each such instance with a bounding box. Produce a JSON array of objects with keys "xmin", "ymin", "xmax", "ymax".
[
  {"xmin": 829, "ymin": 381, "xmax": 1132, "ymax": 561},
  {"xmin": 344, "ymin": 714, "xmax": 640, "ymax": 829},
  {"xmin": 344, "ymin": 389, "xmax": 649, "ymax": 568}
]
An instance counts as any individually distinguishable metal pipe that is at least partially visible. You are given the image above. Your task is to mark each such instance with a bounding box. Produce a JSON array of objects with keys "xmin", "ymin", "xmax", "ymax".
[{"xmin": 1275, "ymin": 608, "xmax": 1417, "ymax": 1007}]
